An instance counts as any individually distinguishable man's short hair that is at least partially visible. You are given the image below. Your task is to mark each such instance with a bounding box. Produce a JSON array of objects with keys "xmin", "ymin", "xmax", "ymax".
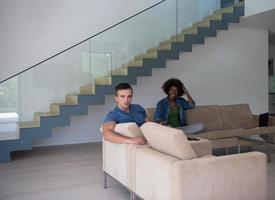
[{"xmin": 115, "ymin": 83, "xmax": 133, "ymax": 95}]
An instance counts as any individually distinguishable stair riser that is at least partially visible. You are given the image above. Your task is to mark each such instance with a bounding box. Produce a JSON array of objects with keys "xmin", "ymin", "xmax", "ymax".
[
  {"xmin": 143, "ymin": 58, "xmax": 166, "ymax": 68},
  {"xmin": 234, "ymin": 6, "xmax": 245, "ymax": 16},
  {"xmin": 41, "ymin": 116, "xmax": 71, "ymax": 128},
  {"xmin": 95, "ymin": 85, "xmax": 116, "ymax": 96},
  {"xmin": 78, "ymin": 95, "xmax": 105, "ymax": 105},
  {"xmin": 210, "ymin": 20, "xmax": 229, "ymax": 30},
  {"xmin": 111, "ymin": 75, "xmax": 138, "ymax": 86},
  {"xmin": 59, "ymin": 105, "xmax": 88, "ymax": 116},
  {"xmin": 222, "ymin": 13, "xmax": 240, "ymax": 23},
  {"xmin": 174, "ymin": 43, "xmax": 193, "ymax": 52},
  {"xmin": 158, "ymin": 50, "xmax": 179, "ymax": 60},
  {"xmin": 20, "ymin": 127, "xmax": 52, "ymax": 140},
  {"xmin": 128, "ymin": 67, "xmax": 152, "ymax": 77},
  {"xmin": 184, "ymin": 35, "xmax": 205, "ymax": 45},
  {"xmin": 198, "ymin": 27, "xmax": 217, "ymax": 37}
]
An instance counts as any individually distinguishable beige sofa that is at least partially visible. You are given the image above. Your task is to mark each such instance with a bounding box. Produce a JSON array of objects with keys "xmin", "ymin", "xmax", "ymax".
[
  {"xmin": 102, "ymin": 122, "xmax": 267, "ymax": 200},
  {"xmin": 147, "ymin": 103, "xmax": 275, "ymax": 149}
]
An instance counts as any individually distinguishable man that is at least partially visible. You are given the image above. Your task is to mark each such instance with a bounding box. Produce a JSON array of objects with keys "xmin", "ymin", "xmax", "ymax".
[{"xmin": 102, "ymin": 83, "xmax": 149, "ymax": 144}]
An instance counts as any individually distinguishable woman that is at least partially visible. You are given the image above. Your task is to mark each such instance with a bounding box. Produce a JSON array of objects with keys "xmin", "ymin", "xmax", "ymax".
[{"xmin": 154, "ymin": 78, "xmax": 204, "ymax": 134}]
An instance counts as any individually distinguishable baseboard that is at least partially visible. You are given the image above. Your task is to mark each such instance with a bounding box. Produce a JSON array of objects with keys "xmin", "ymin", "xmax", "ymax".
[{"xmin": 32, "ymin": 138, "xmax": 102, "ymax": 147}]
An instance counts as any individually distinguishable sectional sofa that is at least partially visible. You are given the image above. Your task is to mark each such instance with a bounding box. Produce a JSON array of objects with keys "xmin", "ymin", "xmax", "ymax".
[{"xmin": 102, "ymin": 122, "xmax": 267, "ymax": 200}]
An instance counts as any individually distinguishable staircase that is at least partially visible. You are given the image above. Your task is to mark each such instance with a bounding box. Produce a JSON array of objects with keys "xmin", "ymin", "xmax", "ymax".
[{"xmin": 0, "ymin": 2, "xmax": 244, "ymax": 163}]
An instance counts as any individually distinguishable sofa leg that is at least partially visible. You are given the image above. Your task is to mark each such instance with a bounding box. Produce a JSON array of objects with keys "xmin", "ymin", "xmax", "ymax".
[
  {"xmin": 104, "ymin": 171, "xmax": 107, "ymax": 189},
  {"xmin": 130, "ymin": 191, "xmax": 136, "ymax": 200},
  {"xmin": 238, "ymin": 143, "xmax": 241, "ymax": 153},
  {"xmin": 226, "ymin": 148, "xmax": 229, "ymax": 155}
]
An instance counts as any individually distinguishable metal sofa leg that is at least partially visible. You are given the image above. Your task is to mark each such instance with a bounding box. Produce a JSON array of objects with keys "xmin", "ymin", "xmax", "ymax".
[
  {"xmin": 130, "ymin": 191, "xmax": 136, "ymax": 200},
  {"xmin": 104, "ymin": 171, "xmax": 107, "ymax": 189}
]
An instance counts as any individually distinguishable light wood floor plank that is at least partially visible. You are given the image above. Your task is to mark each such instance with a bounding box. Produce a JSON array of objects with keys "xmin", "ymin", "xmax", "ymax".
[{"xmin": 0, "ymin": 142, "xmax": 274, "ymax": 200}]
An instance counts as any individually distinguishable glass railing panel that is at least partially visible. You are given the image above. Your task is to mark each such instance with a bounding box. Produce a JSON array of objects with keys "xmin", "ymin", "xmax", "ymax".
[
  {"xmin": 0, "ymin": 77, "xmax": 19, "ymax": 123},
  {"xmin": 89, "ymin": 0, "xmax": 177, "ymax": 79},
  {"xmin": 178, "ymin": 0, "xmax": 220, "ymax": 33},
  {"xmin": 18, "ymin": 42, "xmax": 91, "ymax": 122},
  {"xmin": 0, "ymin": 0, "xmax": 232, "ymax": 124}
]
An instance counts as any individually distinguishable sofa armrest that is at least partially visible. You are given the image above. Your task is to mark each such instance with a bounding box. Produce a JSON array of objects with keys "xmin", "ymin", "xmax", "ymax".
[
  {"xmin": 189, "ymin": 138, "xmax": 212, "ymax": 157},
  {"xmin": 103, "ymin": 139, "xmax": 148, "ymax": 189},
  {"xmin": 171, "ymin": 152, "xmax": 267, "ymax": 200}
]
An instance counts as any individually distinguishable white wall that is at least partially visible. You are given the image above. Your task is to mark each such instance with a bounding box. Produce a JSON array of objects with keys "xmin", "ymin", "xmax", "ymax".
[
  {"xmin": 245, "ymin": 0, "xmax": 275, "ymax": 17},
  {"xmin": 33, "ymin": 26, "xmax": 269, "ymax": 146},
  {"xmin": 0, "ymin": 0, "xmax": 160, "ymax": 82}
]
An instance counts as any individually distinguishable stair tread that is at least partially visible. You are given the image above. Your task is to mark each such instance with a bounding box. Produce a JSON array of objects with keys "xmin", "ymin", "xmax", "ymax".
[
  {"xmin": 122, "ymin": 60, "xmax": 143, "ymax": 68},
  {"xmin": 18, "ymin": 121, "xmax": 40, "ymax": 129},
  {"xmin": 111, "ymin": 68, "xmax": 128, "ymax": 75},
  {"xmin": 135, "ymin": 52, "xmax": 158, "ymax": 60},
  {"xmin": 66, "ymin": 94, "xmax": 79, "ymax": 97},
  {"xmin": 51, "ymin": 102, "xmax": 77, "ymax": 106},
  {"xmin": 95, "ymin": 76, "xmax": 112, "ymax": 85},
  {"xmin": 34, "ymin": 112, "xmax": 59, "ymax": 117}
]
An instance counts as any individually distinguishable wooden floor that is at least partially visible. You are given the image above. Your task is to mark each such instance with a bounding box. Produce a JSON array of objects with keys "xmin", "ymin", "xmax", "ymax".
[{"xmin": 0, "ymin": 142, "xmax": 274, "ymax": 200}]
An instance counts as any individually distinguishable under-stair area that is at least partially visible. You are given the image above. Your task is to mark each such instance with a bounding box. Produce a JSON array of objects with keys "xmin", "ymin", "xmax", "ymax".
[{"xmin": 0, "ymin": 1, "xmax": 244, "ymax": 163}]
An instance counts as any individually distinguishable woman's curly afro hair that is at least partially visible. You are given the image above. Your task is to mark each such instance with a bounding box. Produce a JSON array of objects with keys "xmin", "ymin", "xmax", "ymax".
[{"xmin": 162, "ymin": 78, "xmax": 184, "ymax": 96}]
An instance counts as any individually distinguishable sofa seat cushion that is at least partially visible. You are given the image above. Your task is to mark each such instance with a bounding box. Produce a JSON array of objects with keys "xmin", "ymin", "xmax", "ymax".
[
  {"xmin": 220, "ymin": 104, "xmax": 256, "ymax": 129},
  {"xmin": 197, "ymin": 128, "xmax": 245, "ymax": 140},
  {"xmin": 114, "ymin": 122, "xmax": 143, "ymax": 137},
  {"xmin": 189, "ymin": 138, "xmax": 212, "ymax": 157},
  {"xmin": 245, "ymin": 126, "xmax": 275, "ymax": 136},
  {"xmin": 141, "ymin": 122, "xmax": 197, "ymax": 160},
  {"xmin": 210, "ymin": 137, "xmax": 239, "ymax": 149},
  {"xmin": 186, "ymin": 105, "xmax": 223, "ymax": 131}
]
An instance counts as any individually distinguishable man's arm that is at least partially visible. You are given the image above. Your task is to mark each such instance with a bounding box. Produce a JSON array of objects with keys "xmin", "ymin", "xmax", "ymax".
[{"xmin": 102, "ymin": 122, "xmax": 147, "ymax": 145}]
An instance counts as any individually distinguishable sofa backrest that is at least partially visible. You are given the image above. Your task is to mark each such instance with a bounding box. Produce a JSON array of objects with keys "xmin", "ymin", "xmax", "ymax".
[
  {"xmin": 219, "ymin": 103, "xmax": 256, "ymax": 129},
  {"xmin": 146, "ymin": 103, "xmax": 256, "ymax": 131},
  {"xmin": 186, "ymin": 105, "xmax": 223, "ymax": 131},
  {"xmin": 146, "ymin": 107, "xmax": 156, "ymax": 121}
]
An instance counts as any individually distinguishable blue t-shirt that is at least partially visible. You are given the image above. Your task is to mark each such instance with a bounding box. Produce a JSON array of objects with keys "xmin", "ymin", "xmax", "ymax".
[{"xmin": 103, "ymin": 104, "xmax": 147, "ymax": 127}]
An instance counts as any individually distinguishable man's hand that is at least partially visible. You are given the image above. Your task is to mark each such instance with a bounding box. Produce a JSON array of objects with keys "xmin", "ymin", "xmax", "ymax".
[
  {"xmin": 102, "ymin": 122, "xmax": 147, "ymax": 145},
  {"xmin": 127, "ymin": 136, "xmax": 147, "ymax": 145}
]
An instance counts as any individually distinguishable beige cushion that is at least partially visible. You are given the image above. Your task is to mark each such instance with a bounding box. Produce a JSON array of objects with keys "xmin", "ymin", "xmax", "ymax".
[
  {"xmin": 220, "ymin": 104, "xmax": 256, "ymax": 129},
  {"xmin": 200, "ymin": 128, "xmax": 245, "ymax": 140},
  {"xmin": 140, "ymin": 122, "xmax": 197, "ymax": 160},
  {"xmin": 189, "ymin": 139, "xmax": 212, "ymax": 157},
  {"xmin": 245, "ymin": 126, "xmax": 275, "ymax": 136},
  {"xmin": 146, "ymin": 107, "xmax": 156, "ymax": 121},
  {"xmin": 210, "ymin": 138, "xmax": 239, "ymax": 149},
  {"xmin": 114, "ymin": 122, "xmax": 143, "ymax": 137},
  {"xmin": 186, "ymin": 105, "xmax": 223, "ymax": 131}
]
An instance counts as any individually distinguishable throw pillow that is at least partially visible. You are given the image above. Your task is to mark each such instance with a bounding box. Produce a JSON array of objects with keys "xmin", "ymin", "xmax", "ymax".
[{"xmin": 140, "ymin": 122, "xmax": 197, "ymax": 160}]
